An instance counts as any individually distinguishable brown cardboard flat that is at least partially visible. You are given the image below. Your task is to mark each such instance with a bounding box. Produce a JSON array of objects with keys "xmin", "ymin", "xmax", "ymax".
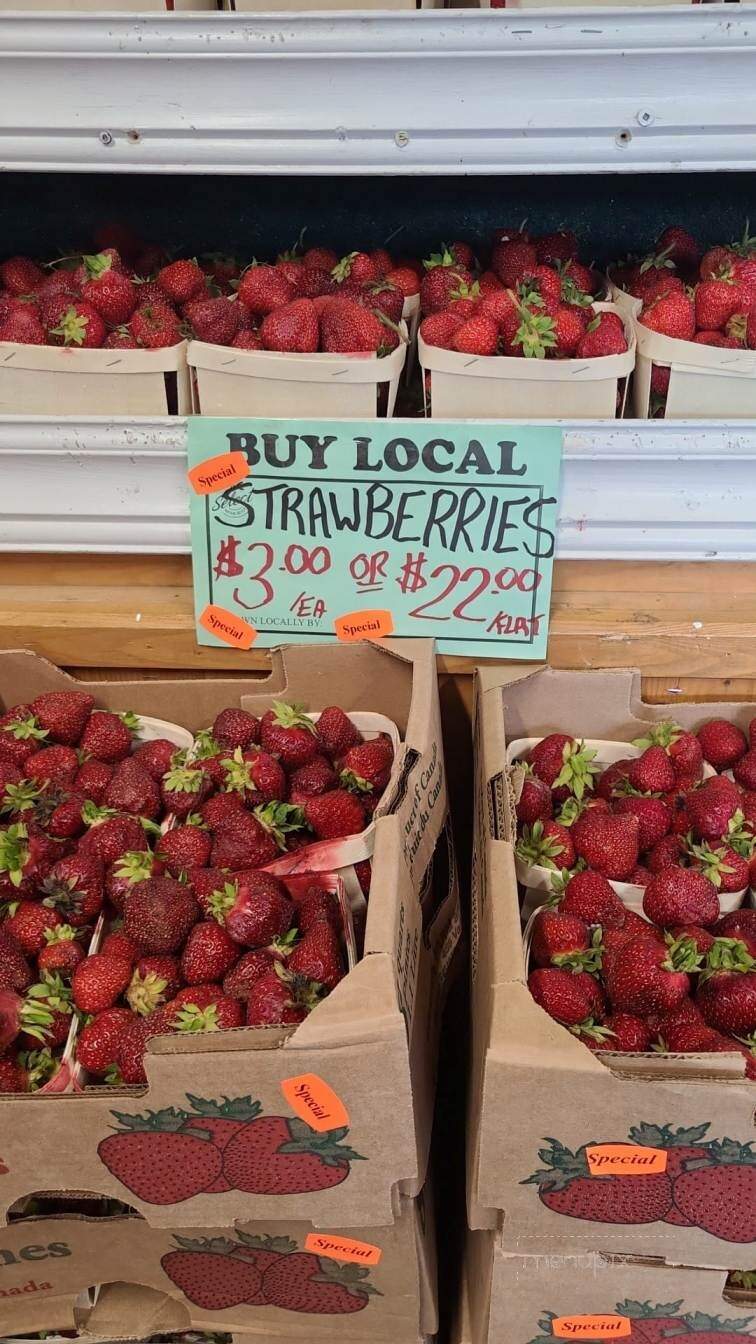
[
  {"xmin": 0, "ymin": 646, "xmax": 457, "ymax": 1231},
  {"xmin": 468, "ymin": 1227, "xmax": 756, "ymax": 1344},
  {"xmin": 0, "ymin": 1196, "xmax": 435, "ymax": 1341},
  {"xmin": 469, "ymin": 665, "xmax": 756, "ymax": 1269}
]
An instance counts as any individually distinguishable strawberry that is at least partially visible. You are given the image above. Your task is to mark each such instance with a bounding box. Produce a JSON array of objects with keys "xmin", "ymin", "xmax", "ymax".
[
  {"xmin": 571, "ymin": 811, "xmax": 639, "ymax": 880},
  {"xmin": 577, "ymin": 312, "xmax": 628, "ymax": 357},
  {"xmin": 0, "ymin": 929, "xmax": 32, "ymax": 992},
  {"xmin": 289, "ymin": 756, "xmax": 338, "ymax": 799},
  {"xmin": 588, "ymin": 1012, "xmax": 651, "ymax": 1053},
  {"xmin": 39, "ymin": 851, "xmax": 105, "ymax": 927},
  {"xmin": 35, "ymin": 925, "xmax": 83, "ymax": 977},
  {"xmin": 3, "ymin": 900, "xmax": 62, "ymax": 955},
  {"xmin": 80, "ymin": 809, "xmax": 149, "ymax": 866},
  {"xmin": 102, "ymin": 757, "xmax": 160, "ymax": 819},
  {"xmin": 419, "ymin": 310, "xmax": 463, "ymax": 349},
  {"xmin": 641, "ymin": 291, "xmax": 696, "ymax": 340},
  {"xmin": 209, "ymin": 871, "xmax": 293, "ymax": 948},
  {"xmin": 535, "ymin": 231, "xmax": 579, "ymax": 265},
  {"xmin": 0, "ymin": 256, "xmax": 44, "ymax": 294},
  {"xmin": 246, "ymin": 963, "xmax": 321, "ymax": 1026},
  {"xmin": 200, "ymin": 792, "xmax": 244, "ymax": 830},
  {"xmin": 642, "ymin": 866, "xmax": 720, "ymax": 927},
  {"xmin": 628, "ymin": 745, "xmax": 676, "ymax": 793},
  {"xmin": 695, "ymin": 277, "xmax": 741, "ymax": 331},
  {"xmin": 491, "ymin": 239, "xmax": 538, "ymax": 287},
  {"xmin": 220, "ymin": 746, "xmax": 286, "ymax": 806},
  {"xmin": 516, "ymin": 819, "xmax": 576, "ymax": 871},
  {"xmin": 127, "ymin": 955, "xmax": 181, "ymax": 1015},
  {"xmin": 689, "ymin": 841, "xmax": 750, "ymax": 893},
  {"xmin": 697, "ymin": 718, "xmax": 748, "ymax": 769},
  {"xmin": 25, "ymin": 744, "xmax": 78, "ymax": 787},
  {"xmin": 0, "ymin": 309, "xmax": 46, "ymax": 345},
  {"xmin": 714, "ymin": 909, "xmax": 756, "ymax": 957},
  {"xmin": 450, "ymin": 313, "xmax": 498, "ymax": 356},
  {"xmin": 29, "ymin": 691, "xmax": 94, "ymax": 746},
  {"xmin": 113, "ymin": 1009, "xmax": 171, "ymax": 1084},
  {"xmin": 72, "ymin": 954, "xmax": 132, "ymax": 1014},
  {"xmin": 292, "ymin": 885, "xmax": 340, "ymax": 933},
  {"xmin": 161, "ymin": 761, "xmax": 211, "ymax": 818},
  {"xmin": 156, "ymin": 258, "xmax": 205, "ymax": 305},
  {"xmin": 0, "ymin": 708, "xmax": 49, "ymax": 768},
  {"xmin": 212, "ymin": 708, "xmax": 260, "ymax": 751},
  {"xmin": 550, "ymin": 304, "xmax": 586, "ymax": 356},
  {"xmin": 80, "ymin": 709, "xmax": 138, "ymax": 763},
  {"xmin": 287, "ymin": 921, "xmax": 343, "ymax": 990},
  {"xmin": 129, "ymin": 303, "xmax": 182, "ymax": 349},
  {"xmin": 185, "ymin": 295, "xmax": 240, "ymax": 346},
  {"xmin": 612, "ymin": 795, "xmax": 672, "ymax": 851},
  {"xmin": 257, "ymin": 297, "xmax": 318, "ymax": 353},
  {"xmin": 528, "ymin": 966, "xmax": 604, "ymax": 1028},
  {"xmin": 669, "ymin": 923, "xmax": 716, "ymax": 957},
  {"xmin": 48, "ymin": 301, "xmax": 105, "ymax": 348},
  {"xmin": 238, "ymin": 264, "xmax": 294, "ymax": 315},
  {"xmin": 420, "ymin": 263, "xmax": 471, "ymax": 316},
  {"xmin": 164, "ymin": 987, "xmax": 244, "ymax": 1033},
  {"xmin": 530, "ymin": 910, "xmax": 597, "ymax": 971},
  {"xmin": 303, "ymin": 790, "xmax": 365, "ymax": 840},
  {"xmin": 529, "ymin": 734, "xmax": 599, "ymax": 798},
  {"xmin": 82, "ymin": 268, "xmax": 137, "ymax": 325},
  {"xmin": 670, "ymin": 1140, "xmax": 756, "ymax": 1242},
  {"xmin": 74, "ymin": 758, "xmax": 113, "ymax": 804},
  {"xmin": 634, "ymin": 720, "xmax": 704, "ymax": 781},
  {"xmin": 515, "ymin": 772, "xmax": 553, "ymax": 826},
  {"xmin": 104, "ymin": 846, "xmax": 159, "ymax": 910},
  {"xmin": 732, "ymin": 747, "xmax": 756, "ymax": 791},
  {"xmin": 101, "ymin": 928, "xmax": 139, "ymax": 964},
  {"xmin": 655, "ymin": 226, "xmax": 700, "ymax": 272},
  {"xmin": 159, "ymin": 822, "xmax": 211, "ymax": 876},
  {"xmin": 0, "ymin": 1053, "xmax": 30, "ymax": 1093},
  {"xmin": 260, "ymin": 702, "xmax": 318, "ymax": 768},
  {"xmin": 320, "ymin": 297, "xmax": 392, "ymax": 354},
  {"xmin": 606, "ymin": 932, "xmax": 700, "ymax": 1014},
  {"xmin": 123, "ymin": 876, "xmax": 199, "ymax": 953},
  {"xmin": 697, "ymin": 939, "xmax": 756, "ymax": 1034},
  {"xmin": 76, "ymin": 1006, "xmax": 132, "ymax": 1076},
  {"xmin": 331, "ymin": 251, "xmax": 378, "ymax": 286},
  {"xmin": 262, "ymin": 1251, "xmax": 376, "ymax": 1314},
  {"xmin": 130, "ymin": 737, "xmax": 177, "ymax": 783},
  {"xmin": 0, "ymin": 986, "xmax": 56, "ymax": 1050},
  {"xmin": 210, "ymin": 809, "xmax": 282, "ymax": 870},
  {"xmin": 223, "ymin": 948, "xmax": 276, "ymax": 998},
  {"xmin": 687, "ymin": 777, "xmax": 742, "ymax": 841},
  {"xmin": 178, "ymin": 920, "xmax": 240, "ymax": 985},
  {"xmin": 385, "ymin": 265, "xmax": 420, "ymax": 297},
  {"xmin": 102, "ymin": 326, "xmax": 138, "ymax": 349},
  {"xmin": 338, "ymin": 738, "xmax": 393, "ymax": 790}
]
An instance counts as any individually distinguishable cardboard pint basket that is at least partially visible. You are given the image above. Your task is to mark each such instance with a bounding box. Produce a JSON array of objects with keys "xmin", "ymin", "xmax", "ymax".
[
  {"xmin": 0, "ymin": 644, "xmax": 457, "ymax": 1232},
  {"xmin": 0, "ymin": 342, "xmax": 191, "ymax": 416},
  {"xmin": 0, "ymin": 1196, "xmax": 436, "ymax": 1342},
  {"xmin": 632, "ymin": 320, "xmax": 756, "ymax": 419},
  {"xmin": 465, "ymin": 1226, "xmax": 756, "ymax": 1344},
  {"xmin": 469, "ymin": 664, "xmax": 756, "ymax": 1269},
  {"xmin": 188, "ymin": 334, "xmax": 407, "ymax": 418},
  {"xmin": 419, "ymin": 303, "xmax": 635, "ymax": 419}
]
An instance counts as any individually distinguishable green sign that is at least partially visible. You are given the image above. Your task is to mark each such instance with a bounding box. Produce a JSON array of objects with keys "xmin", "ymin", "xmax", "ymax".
[{"xmin": 187, "ymin": 418, "xmax": 562, "ymax": 659}]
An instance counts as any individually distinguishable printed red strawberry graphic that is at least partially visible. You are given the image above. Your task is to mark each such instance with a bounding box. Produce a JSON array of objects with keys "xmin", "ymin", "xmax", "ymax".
[
  {"xmin": 627, "ymin": 1123, "xmax": 712, "ymax": 1227},
  {"xmin": 230, "ymin": 1229, "xmax": 298, "ymax": 1280},
  {"xmin": 614, "ymin": 1300, "xmax": 687, "ymax": 1344},
  {"xmin": 161, "ymin": 1235, "xmax": 264, "ymax": 1310},
  {"xmin": 98, "ymin": 1104, "xmax": 227, "ymax": 1203},
  {"xmin": 262, "ymin": 1248, "xmax": 381, "ymax": 1314},
  {"xmin": 662, "ymin": 1314, "xmax": 756, "ymax": 1344},
  {"xmin": 523, "ymin": 1137, "xmax": 672, "ymax": 1224},
  {"xmin": 222, "ymin": 1114, "xmax": 364, "ymax": 1194},
  {"xmin": 670, "ymin": 1139, "xmax": 756, "ymax": 1242},
  {"xmin": 177, "ymin": 1094, "xmax": 264, "ymax": 1193}
]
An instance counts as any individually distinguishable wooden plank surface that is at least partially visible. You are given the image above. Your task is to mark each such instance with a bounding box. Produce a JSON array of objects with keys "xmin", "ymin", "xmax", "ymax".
[{"xmin": 1, "ymin": 554, "xmax": 755, "ymax": 703}]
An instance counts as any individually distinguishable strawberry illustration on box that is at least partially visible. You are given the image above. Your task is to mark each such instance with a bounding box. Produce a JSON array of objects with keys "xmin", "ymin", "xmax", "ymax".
[
  {"xmin": 162, "ymin": 1229, "xmax": 381, "ymax": 1315},
  {"xmin": 530, "ymin": 1304, "xmax": 756, "ymax": 1344},
  {"xmin": 524, "ymin": 1122, "xmax": 756, "ymax": 1243},
  {"xmin": 97, "ymin": 1092, "xmax": 364, "ymax": 1202}
]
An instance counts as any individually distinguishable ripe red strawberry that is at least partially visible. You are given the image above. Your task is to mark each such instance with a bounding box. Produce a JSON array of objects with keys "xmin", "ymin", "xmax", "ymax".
[
  {"xmin": 200, "ymin": 792, "xmax": 244, "ymax": 830},
  {"xmin": 697, "ymin": 948, "xmax": 756, "ymax": 1034},
  {"xmin": 588, "ymin": 1012, "xmax": 651, "ymax": 1053},
  {"xmin": 0, "ymin": 929, "xmax": 32, "ymax": 993},
  {"xmin": 48, "ymin": 301, "xmax": 106, "ymax": 348},
  {"xmin": 303, "ymin": 247, "xmax": 339, "ymax": 271},
  {"xmin": 26, "ymin": 744, "xmax": 78, "ymax": 787},
  {"xmin": 185, "ymin": 295, "xmax": 240, "ymax": 346},
  {"xmin": 732, "ymin": 747, "xmax": 756, "ymax": 791},
  {"xmin": 687, "ymin": 777, "xmax": 742, "ymax": 841},
  {"xmin": 642, "ymin": 866, "xmax": 720, "ymax": 927},
  {"xmin": 289, "ymin": 755, "xmax": 338, "ymax": 799},
  {"xmin": 209, "ymin": 871, "xmax": 293, "ymax": 948},
  {"xmin": 113, "ymin": 1008, "xmax": 172, "ymax": 1084},
  {"xmin": 515, "ymin": 772, "xmax": 553, "ymax": 826},
  {"xmin": 103, "ymin": 847, "xmax": 157, "ymax": 912},
  {"xmin": 320, "ymin": 297, "xmax": 390, "ymax": 353},
  {"xmin": 246, "ymin": 963, "xmax": 321, "ymax": 1025},
  {"xmin": 0, "ymin": 983, "xmax": 57, "ymax": 1049},
  {"xmin": 689, "ymin": 841, "xmax": 749, "ymax": 893},
  {"xmin": 212, "ymin": 708, "xmax": 260, "ymax": 751},
  {"xmin": 123, "ymin": 877, "xmax": 199, "ymax": 953},
  {"xmin": 571, "ymin": 810, "xmax": 640, "ymax": 880},
  {"xmin": 80, "ymin": 709, "xmax": 137, "ymax": 763},
  {"xmin": 165, "ymin": 986, "xmax": 244, "ymax": 1033},
  {"xmin": 131, "ymin": 737, "xmax": 177, "ymax": 782},
  {"xmin": 332, "ymin": 250, "xmax": 379, "ymax": 286},
  {"xmin": 221, "ymin": 747, "xmax": 286, "ymax": 806},
  {"xmin": 697, "ymin": 718, "xmax": 748, "ymax": 769},
  {"xmin": 157, "ymin": 258, "xmax": 205, "ymax": 305},
  {"xmin": 74, "ymin": 758, "xmax": 113, "ymax": 804},
  {"xmin": 181, "ymin": 920, "xmax": 240, "ymax": 984},
  {"xmin": 223, "ymin": 948, "xmax": 275, "ymax": 998},
  {"xmin": 103, "ymin": 326, "xmax": 139, "ymax": 349},
  {"xmin": 528, "ymin": 966, "xmax": 604, "ymax": 1028},
  {"xmin": 0, "ymin": 707, "xmax": 48, "ymax": 767},
  {"xmin": 556, "ymin": 870, "xmax": 626, "ymax": 924},
  {"xmin": 76, "ymin": 1006, "xmax": 132, "ymax": 1076},
  {"xmin": 0, "ymin": 256, "xmax": 44, "ymax": 294},
  {"xmin": 612, "ymin": 795, "xmax": 671, "ymax": 851},
  {"xmin": 80, "ymin": 810, "xmax": 148, "ymax": 866},
  {"xmin": 129, "ymin": 303, "xmax": 182, "ymax": 349},
  {"xmin": 450, "ymin": 313, "xmax": 499, "ymax": 356},
  {"xmin": 259, "ymin": 298, "xmax": 319, "ymax": 352},
  {"xmin": 0, "ymin": 309, "xmax": 46, "ymax": 345},
  {"xmin": 516, "ymin": 819, "xmax": 576, "ymax": 871},
  {"xmin": 694, "ymin": 276, "xmax": 740, "ymax": 331},
  {"xmin": 420, "ymin": 262, "xmax": 471, "ymax": 316},
  {"xmin": 646, "ymin": 835, "xmax": 685, "ymax": 875},
  {"xmin": 303, "ymin": 789, "xmax": 365, "ymax": 840},
  {"xmin": 127, "ymin": 955, "xmax": 182, "ymax": 1015},
  {"xmin": 714, "ymin": 908, "xmax": 756, "ymax": 957},
  {"xmin": 82, "ymin": 268, "xmax": 137, "ymax": 325},
  {"xmin": 101, "ymin": 928, "xmax": 139, "ymax": 964},
  {"xmin": 288, "ymin": 921, "xmax": 343, "ymax": 990},
  {"xmin": 577, "ymin": 312, "xmax": 628, "ymax": 357},
  {"xmin": 491, "ymin": 238, "xmax": 538, "ymax": 287},
  {"xmin": 260, "ymin": 702, "xmax": 318, "ymax": 768},
  {"xmin": 635, "ymin": 720, "xmax": 704, "ymax": 781},
  {"xmin": 103, "ymin": 757, "xmax": 160, "ymax": 819},
  {"xmin": 419, "ymin": 310, "xmax": 463, "ymax": 349},
  {"xmin": 238, "ymin": 264, "xmax": 294, "ymax": 315},
  {"xmin": 656, "ymin": 226, "xmax": 700, "ymax": 272},
  {"xmin": 641, "ymin": 292, "xmax": 696, "ymax": 340},
  {"xmin": 295, "ymin": 267, "xmax": 335, "ymax": 300},
  {"xmin": 628, "ymin": 745, "xmax": 676, "ymax": 794},
  {"xmin": 530, "ymin": 910, "xmax": 594, "ymax": 970},
  {"xmin": 210, "ymin": 808, "xmax": 282, "ymax": 870},
  {"xmin": 606, "ymin": 932, "xmax": 699, "ymax": 1014},
  {"xmin": 385, "ymin": 265, "xmax": 420, "ymax": 297},
  {"xmin": 161, "ymin": 761, "xmax": 211, "ymax": 819},
  {"xmin": 528, "ymin": 734, "xmax": 598, "ymax": 799},
  {"xmin": 72, "ymin": 954, "xmax": 132, "ymax": 1014},
  {"xmin": 338, "ymin": 738, "xmax": 393, "ymax": 790},
  {"xmin": 39, "ymin": 851, "xmax": 105, "ymax": 927},
  {"xmin": 159, "ymin": 822, "xmax": 211, "ymax": 876},
  {"xmin": 292, "ymin": 885, "xmax": 340, "ymax": 933},
  {"xmin": 29, "ymin": 691, "xmax": 94, "ymax": 746},
  {"xmin": 36, "ymin": 925, "xmax": 84, "ymax": 976}
]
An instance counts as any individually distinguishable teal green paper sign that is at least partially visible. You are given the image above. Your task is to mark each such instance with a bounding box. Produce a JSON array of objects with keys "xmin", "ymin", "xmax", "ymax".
[{"xmin": 187, "ymin": 418, "xmax": 562, "ymax": 659}]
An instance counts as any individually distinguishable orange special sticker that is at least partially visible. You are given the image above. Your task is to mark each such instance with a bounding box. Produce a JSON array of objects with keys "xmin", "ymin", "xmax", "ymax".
[
  {"xmin": 304, "ymin": 1234, "xmax": 382, "ymax": 1267},
  {"xmin": 188, "ymin": 451, "xmax": 249, "ymax": 496},
  {"xmin": 334, "ymin": 610, "xmax": 394, "ymax": 643},
  {"xmin": 585, "ymin": 1144, "xmax": 668, "ymax": 1176},
  {"xmin": 552, "ymin": 1316, "xmax": 632, "ymax": 1339},
  {"xmin": 281, "ymin": 1074, "xmax": 350, "ymax": 1133},
  {"xmin": 198, "ymin": 604, "xmax": 256, "ymax": 651}
]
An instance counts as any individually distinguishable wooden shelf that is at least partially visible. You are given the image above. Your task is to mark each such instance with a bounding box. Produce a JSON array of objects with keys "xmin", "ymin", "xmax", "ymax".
[{"xmin": 2, "ymin": 554, "xmax": 755, "ymax": 706}]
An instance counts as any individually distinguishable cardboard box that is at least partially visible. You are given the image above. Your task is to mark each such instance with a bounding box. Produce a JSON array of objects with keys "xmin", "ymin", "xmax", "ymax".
[
  {"xmin": 0, "ymin": 343, "xmax": 191, "ymax": 416},
  {"xmin": 466, "ymin": 1226, "xmax": 756, "ymax": 1344},
  {"xmin": 0, "ymin": 1196, "xmax": 435, "ymax": 1342},
  {"xmin": 0, "ymin": 644, "xmax": 457, "ymax": 1232},
  {"xmin": 469, "ymin": 664, "xmax": 756, "ymax": 1268},
  {"xmin": 419, "ymin": 303, "xmax": 634, "ymax": 419}
]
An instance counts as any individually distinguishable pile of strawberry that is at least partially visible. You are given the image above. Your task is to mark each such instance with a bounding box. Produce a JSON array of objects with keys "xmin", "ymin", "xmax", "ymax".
[
  {"xmin": 613, "ymin": 224, "xmax": 756, "ymax": 411},
  {"xmin": 418, "ymin": 231, "xmax": 628, "ymax": 359},
  {"xmin": 517, "ymin": 717, "xmax": 756, "ymax": 1071},
  {"xmin": 0, "ymin": 240, "xmax": 420, "ymax": 356},
  {"xmin": 0, "ymin": 691, "xmax": 392, "ymax": 1093}
]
